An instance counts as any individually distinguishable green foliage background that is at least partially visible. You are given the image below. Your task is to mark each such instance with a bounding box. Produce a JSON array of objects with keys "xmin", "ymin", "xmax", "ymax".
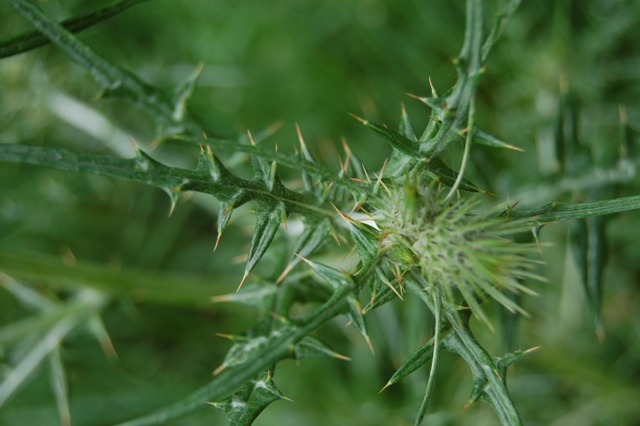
[{"xmin": 1, "ymin": 0, "xmax": 639, "ymax": 425}]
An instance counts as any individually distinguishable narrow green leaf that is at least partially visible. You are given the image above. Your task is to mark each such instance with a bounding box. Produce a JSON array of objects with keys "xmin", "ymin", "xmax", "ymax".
[
  {"xmin": 0, "ymin": 294, "xmax": 102, "ymax": 346},
  {"xmin": 0, "ymin": 248, "xmax": 226, "ymax": 308},
  {"xmin": 0, "ymin": 0, "xmax": 151, "ymax": 58},
  {"xmin": 509, "ymin": 195, "xmax": 640, "ymax": 224},
  {"xmin": 48, "ymin": 348, "xmax": 71, "ymax": 426},
  {"xmin": 0, "ymin": 273, "xmax": 54, "ymax": 311},
  {"xmin": 0, "ymin": 290, "xmax": 106, "ymax": 407},
  {"xmin": 569, "ymin": 216, "xmax": 608, "ymax": 337},
  {"xmin": 85, "ymin": 315, "xmax": 117, "ymax": 359}
]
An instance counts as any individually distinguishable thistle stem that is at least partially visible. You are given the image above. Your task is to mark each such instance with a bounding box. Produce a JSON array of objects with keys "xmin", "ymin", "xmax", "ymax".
[
  {"xmin": 445, "ymin": 96, "xmax": 476, "ymax": 201},
  {"xmin": 415, "ymin": 288, "xmax": 442, "ymax": 426}
]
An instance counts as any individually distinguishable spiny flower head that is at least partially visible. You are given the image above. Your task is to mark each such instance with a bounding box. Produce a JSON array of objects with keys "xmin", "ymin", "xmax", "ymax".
[{"xmin": 372, "ymin": 177, "xmax": 541, "ymax": 329}]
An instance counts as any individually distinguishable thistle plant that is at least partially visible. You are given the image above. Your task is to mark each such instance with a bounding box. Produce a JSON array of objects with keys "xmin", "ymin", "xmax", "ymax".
[{"xmin": 1, "ymin": 0, "xmax": 640, "ymax": 425}]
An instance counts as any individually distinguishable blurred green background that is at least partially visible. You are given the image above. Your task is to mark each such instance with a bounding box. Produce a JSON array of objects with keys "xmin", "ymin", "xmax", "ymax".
[{"xmin": 1, "ymin": 0, "xmax": 640, "ymax": 425}]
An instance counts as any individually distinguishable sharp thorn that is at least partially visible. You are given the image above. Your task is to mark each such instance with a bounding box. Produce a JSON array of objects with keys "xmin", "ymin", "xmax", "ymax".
[
  {"xmin": 237, "ymin": 270, "xmax": 250, "ymax": 291},
  {"xmin": 214, "ymin": 233, "xmax": 222, "ymax": 252},
  {"xmin": 379, "ymin": 381, "xmax": 392, "ymax": 393},
  {"xmin": 364, "ymin": 335, "xmax": 375, "ymax": 354},
  {"xmin": 295, "ymin": 123, "xmax": 307, "ymax": 149},
  {"xmin": 247, "ymin": 130, "xmax": 256, "ymax": 146},
  {"xmin": 349, "ymin": 113, "xmax": 367, "ymax": 125},
  {"xmin": 276, "ymin": 264, "xmax": 293, "ymax": 284}
]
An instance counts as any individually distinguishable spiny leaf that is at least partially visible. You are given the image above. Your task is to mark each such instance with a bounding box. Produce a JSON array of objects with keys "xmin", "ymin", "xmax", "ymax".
[
  {"xmin": 339, "ymin": 137, "xmax": 368, "ymax": 183},
  {"xmin": 345, "ymin": 294, "xmax": 372, "ymax": 352},
  {"xmin": 113, "ymin": 285, "xmax": 356, "ymax": 426},
  {"xmin": 296, "ymin": 125, "xmax": 328, "ymax": 199},
  {"xmin": 336, "ymin": 210, "xmax": 381, "ymax": 270},
  {"xmin": 353, "ymin": 114, "xmax": 422, "ymax": 158},
  {"xmin": 363, "ymin": 269, "xmax": 403, "ymax": 314},
  {"xmin": 211, "ymin": 283, "xmax": 278, "ymax": 312},
  {"xmin": 303, "ymin": 258, "xmax": 353, "ymax": 290},
  {"xmin": 442, "ymin": 309, "xmax": 523, "ymax": 425},
  {"xmin": 214, "ymin": 320, "xmax": 276, "ymax": 375},
  {"xmin": 0, "ymin": 144, "xmax": 326, "ymax": 218},
  {"xmin": 216, "ymin": 191, "xmax": 248, "ymax": 249},
  {"xmin": 210, "ymin": 371, "xmax": 288, "ymax": 426},
  {"xmin": 382, "ymin": 332, "xmax": 444, "ymax": 390},
  {"xmin": 419, "ymin": 0, "xmax": 485, "ymax": 158},
  {"xmin": 0, "ymin": 0, "xmax": 151, "ymax": 59},
  {"xmin": 399, "ymin": 104, "xmax": 416, "ymax": 140},
  {"xmin": 421, "ymin": 157, "xmax": 483, "ymax": 193},
  {"xmin": 5, "ymin": 0, "xmax": 203, "ymax": 137},
  {"xmin": 386, "ymin": 106, "xmax": 419, "ymax": 176},
  {"xmin": 293, "ymin": 336, "xmax": 350, "ymax": 361},
  {"xmin": 352, "ymin": 114, "xmax": 482, "ymax": 192},
  {"xmin": 242, "ymin": 202, "xmax": 287, "ymax": 288},
  {"xmin": 174, "ymin": 135, "xmax": 370, "ymax": 195},
  {"xmin": 411, "ymin": 93, "xmax": 448, "ymax": 113},
  {"xmin": 171, "ymin": 63, "xmax": 203, "ymax": 123},
  {"xmin": 252, "ymin": 157, "xmax": 282, "ymax": 193},
  {"xmin": 300, "ymin": 258, "xmax": 371, "ymax": 349},
  {"xmin": 474, "ymin": 127, "xmax": 523, "ymax": 151},
  {"xmin": 277, "ymin": 218, "xmax": 332, "ymax": 283},
  {"xmin": 495, "ymin": 346, "xmax": 539, "ymax": 379}
]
